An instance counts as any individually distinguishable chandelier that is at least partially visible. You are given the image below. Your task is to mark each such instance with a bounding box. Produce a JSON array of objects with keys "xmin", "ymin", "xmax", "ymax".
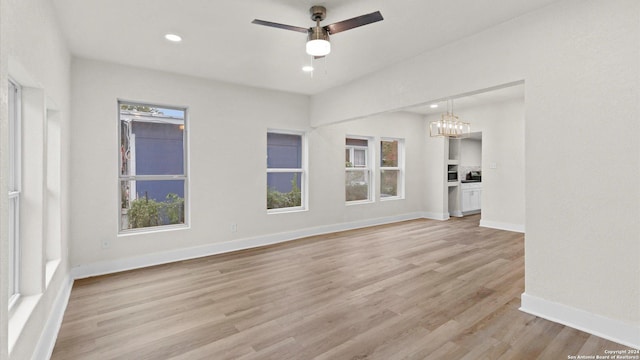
[{"xmin": 429, "ymin": 99, "xmax": 471, "ymax": 138}]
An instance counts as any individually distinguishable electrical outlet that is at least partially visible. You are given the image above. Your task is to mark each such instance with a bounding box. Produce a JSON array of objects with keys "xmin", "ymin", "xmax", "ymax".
[
  {"xmin": 101, "ymin": 238, "xmax": 111, "ymax": 249},
  {"xmin": 231, "ymin": 223, "xmax": 238, "ymax": 233}
]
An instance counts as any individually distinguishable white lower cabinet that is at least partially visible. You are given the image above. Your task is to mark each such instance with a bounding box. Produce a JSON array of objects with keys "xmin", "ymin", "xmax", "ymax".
[{"xmin": 461, "ymin": 183, "xmax": 482, "ymax": 213}]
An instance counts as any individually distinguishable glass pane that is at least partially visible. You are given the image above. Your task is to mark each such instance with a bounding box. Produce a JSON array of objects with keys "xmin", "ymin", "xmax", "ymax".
[
  {"xmin": 8, "ymin": 81, "xmax": 18, "ymax": 191},
  {"xmin": 120, "ymin": 179, "xmax": 186, "ymax": 230},
  {"xmin": 353, "ymin": 149, "xmax": 366, "ymax": 167},
  {"xmin": 380, "ymin": 169, "xmax": 399, "ymax": 197},
  {"xmin": 8, "ymin": 80, "xmax": 19, "ymax": 301},
  {"xmin": 120, "ymin": 104, "xmax": 185, "ymax": 176},
  {"xmin": 381, "ymin": 140, "xmax": 399, "ymax": 167},
  {"xmin": 346, "ymin": 170, "xmax": 370, "ymax": 201},
  {"xmin": 345, "ymin": 149, "xmax": 351, "ymax": 166},
  {"xmin": 267, "ymin": 133, "xmax": 302, "ymax": 169},
  {"xmin": 267, "ymin": 172, "xmax": 302, "ymax": 209},
  {"xmin": 346, "ymin": 138, "xmax": 368, "ymax": 147},
  {"xmin": 8, "ymin": 197, "xmax": 18, "ymax": 299}
]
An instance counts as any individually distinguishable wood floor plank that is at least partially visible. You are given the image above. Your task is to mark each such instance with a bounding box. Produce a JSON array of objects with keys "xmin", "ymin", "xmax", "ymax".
[{"xmin": 51, "ymin": 215, "xmax": 633, "ymax": 359}]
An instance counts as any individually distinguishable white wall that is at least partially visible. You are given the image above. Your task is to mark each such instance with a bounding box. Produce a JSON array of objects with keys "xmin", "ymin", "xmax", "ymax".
[
  {"xmin": 0, "ymin": 0, "xmax": 71, "ymax": 359},
  {"xmin": 421, "ymin": 128, "xmax": 448, "ymax": 220},
  {"xmin": 69, "ymin": 59, "xmax": 426, "ymax": 274},
  {"xmin": 471, "ymin": 100, "xmax": 525, "ymax": 231},
  {"xmin": 424, "ymin": 98, "xmax": 525, "ymax": 230},
  {"xmin": 310, "ymin": 0, "xmax": 640, "ymax": 346},
  {"xmin": 460, "ymin": 138, "xmax": 481, "ymax": 169}
]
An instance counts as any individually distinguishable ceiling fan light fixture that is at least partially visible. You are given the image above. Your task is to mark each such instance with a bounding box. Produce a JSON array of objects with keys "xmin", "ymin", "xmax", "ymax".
[
  {"xmin": 253, "ymin": 5, "xmax": 382, "ymax": 59},
  {"xmin": 306, "ymin": 39, "xmax": 331, "ymax": 56},
  {"xmin": 306, "ymin": 26, "xmax": 330, "ymax": 56}
]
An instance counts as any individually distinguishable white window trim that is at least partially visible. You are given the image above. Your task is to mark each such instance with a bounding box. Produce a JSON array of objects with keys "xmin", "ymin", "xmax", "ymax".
[
  {"xmin": 117, "ymin": 100, "xmax": 190, "ymax": 234},
  {"xmin": 267, "ymin": 129, "xmax": 308, "ymax": 214},
  {"xmin": 380, "ymin": 138, "xmax": 405, "ymax": 201},
  {"xmin": 8, "ymin": 78, "xmax": 21, "ymax": 310},
  {"xmin": 346, "ymin": 136, "xmax": 374, "ymax": 204}
]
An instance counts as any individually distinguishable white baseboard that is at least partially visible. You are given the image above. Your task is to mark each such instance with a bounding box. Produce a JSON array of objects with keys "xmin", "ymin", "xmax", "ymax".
[
  {"xmin": 422, "ymin": 212, "xmax": 450, "ymax": 221},
  {"xmin": 520, "ymin": 293, "xmax": 640, "ymax": 349},
  {"xmin": 72, "ymin": 212, "xmax": 426, "ymax": 279},
  {"xmin": 480, "ymin": 219, "xmax": 525, "ymax": 233},
  {"xmin": 31, "ymin": 274, "xmax": 74, "ymax": 360},
  {"xmin": 449, "ymin": 210, "xmax": 463, "ymax": 218}
]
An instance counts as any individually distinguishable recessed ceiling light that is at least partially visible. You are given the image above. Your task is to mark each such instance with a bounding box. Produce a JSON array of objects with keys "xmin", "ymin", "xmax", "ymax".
[
  {"xmin": 430, "ymin": 104, "xmax": 438, "ymax": 108},
  {"xmin": 302, "ymin": 65, "xmax": 314, "ymax": 72},
  {"xmin": 164, "ymin": 33, "xmax": 182, "ymax": 42}
]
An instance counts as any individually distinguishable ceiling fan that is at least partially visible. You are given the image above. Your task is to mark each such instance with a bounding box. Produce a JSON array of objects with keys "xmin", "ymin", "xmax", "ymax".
[{"xmin": 252, "ymin": 6, "xmax": 383, "ymax": 57}]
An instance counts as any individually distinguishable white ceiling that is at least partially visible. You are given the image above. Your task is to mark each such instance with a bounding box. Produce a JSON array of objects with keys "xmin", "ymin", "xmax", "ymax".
[
  {"xmin": 403, "ymin": 82, "xmax": 525, "ymax": 116},
  {"xmin": 52, "ymin": 0, "xmax": 560, "ymax": 95}
]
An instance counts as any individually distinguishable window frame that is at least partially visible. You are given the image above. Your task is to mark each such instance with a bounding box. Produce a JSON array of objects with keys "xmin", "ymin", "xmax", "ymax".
[
  {"xmin": 117, "ymin": 100, "xmax": 189, "ymax": 234},
  {"xmin": 266, "ymin": 129, "xmax": 307, "ymax": 214},
  {"xmin": 8, "ymin": 78, "xmax": 21, "ymax": 309},
  {"xmin": 345, "ymin": 136, "xmax": 374, "ymax": 204},
  {"xmin": 379, "ymin": 137, "xmax": 405, "ymax": 200}
]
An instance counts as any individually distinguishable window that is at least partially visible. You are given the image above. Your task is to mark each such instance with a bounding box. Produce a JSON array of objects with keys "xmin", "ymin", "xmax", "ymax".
[
  {"xmin": 119, "ymin": 102, "xmax": 187, "ymax": 232},
  {"xmin": 267, "ymin": 131, "xmax": 305, "ymax": 211},
  {"xmin": 345, "ymin": 137, "xmax": 372, "ymax": 202},
  {"xmin": 8, "ymin": 79, "xmax": 21, "ymax": 307},
  {"xmin": 380, "ymin": 138, "xmax": 404, "ymax": 199}
]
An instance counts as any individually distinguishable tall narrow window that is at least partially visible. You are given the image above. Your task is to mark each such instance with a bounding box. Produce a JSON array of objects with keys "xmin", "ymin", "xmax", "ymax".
[
  {"xmin": 345, "ymin": 137, "xmax": 372, "ymax": 202},
  {"xmin": 8, "ymin": 79, "xmax": 21, "ymax": 307},
  {"xmin": 380, "ymin": 138, "xmax": 404, "ymax": 199},
  {"xmin": 119, "ymin": 102, "xmax": 188, "ymax": 232},
  {"xmin": 267, "ymin": 131, "xmax": 305, "ymax": 211}
]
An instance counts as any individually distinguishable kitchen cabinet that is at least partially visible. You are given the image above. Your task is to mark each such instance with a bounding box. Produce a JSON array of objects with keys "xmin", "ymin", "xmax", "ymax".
[{"xmin": 461, "ymin": 182, "xmax": 482, "ymax": 213}]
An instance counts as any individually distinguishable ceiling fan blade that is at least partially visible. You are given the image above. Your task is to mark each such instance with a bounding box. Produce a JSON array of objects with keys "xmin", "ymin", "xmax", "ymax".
[
  {"xmin": 251, "ymin": 19, "xmax": 309, "ymax": 34},
  {"xmin": 324, "ymin": 11, "xmax": 383, "ymax": 35}
]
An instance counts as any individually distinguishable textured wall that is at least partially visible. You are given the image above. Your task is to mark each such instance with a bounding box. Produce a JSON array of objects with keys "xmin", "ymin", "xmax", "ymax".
[
  {"xmin": 311, "ymin": 0, "xmax": 640, "ymax": 333},
  {"xmin": 69, "ymin": 59, "xmax": 426, "ymax": 268}
]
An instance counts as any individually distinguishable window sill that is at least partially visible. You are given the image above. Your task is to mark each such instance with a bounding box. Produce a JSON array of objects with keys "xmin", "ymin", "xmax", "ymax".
[
  {"xmin": 267, "ymin": 207, "xmax": 307, "ymax": 215},
  {"xmin": 45, "ymin": 259, "xmax": 61, "ymax": 288},
  {"xmin": 346, "ymin": 200, "xmax": 374, "ymax": 206},
  {"xmin": 380, "ymin": 196, "xmax": 404, "ymax": 202},
  {"xmin": 118, "ymin": 223, "xmax": 190, "ymax": 237},
  {"xmin": 8, "ymin": 294, "xmax": 42, "ymax": 356}
]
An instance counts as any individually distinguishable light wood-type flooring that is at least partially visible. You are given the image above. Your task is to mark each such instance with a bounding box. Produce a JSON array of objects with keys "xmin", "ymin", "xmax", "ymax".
[{"xmin": 52, "ymin": 215, "xmax": 632, "ymax": 359}]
